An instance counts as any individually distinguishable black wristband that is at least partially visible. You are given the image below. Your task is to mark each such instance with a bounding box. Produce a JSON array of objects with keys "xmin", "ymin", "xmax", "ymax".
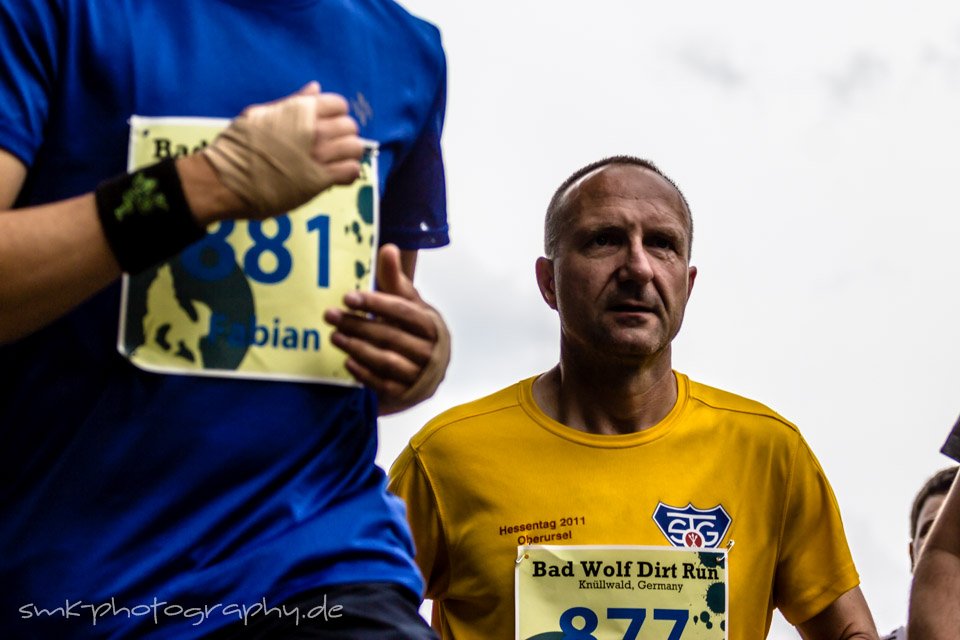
[{"xmin": 95, "ymin": 159, "xmax": 206, "ymax": 274}]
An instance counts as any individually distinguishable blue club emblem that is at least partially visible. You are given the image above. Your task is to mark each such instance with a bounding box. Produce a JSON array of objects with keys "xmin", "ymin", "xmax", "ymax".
[{"xmin": 653, "ymin": 502, "xmax": 731, "ymax": 549}]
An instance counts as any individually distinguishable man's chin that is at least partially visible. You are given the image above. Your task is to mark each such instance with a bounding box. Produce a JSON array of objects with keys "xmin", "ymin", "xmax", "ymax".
[{"xmin": 599, "ymin": 334, "xmax": 670, "ymax": 360}]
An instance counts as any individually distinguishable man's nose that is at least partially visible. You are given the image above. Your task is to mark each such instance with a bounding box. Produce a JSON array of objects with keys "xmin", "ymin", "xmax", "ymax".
[{"xmin": 618, "ymin": 240, "xmax": 655, "ymax": 282}]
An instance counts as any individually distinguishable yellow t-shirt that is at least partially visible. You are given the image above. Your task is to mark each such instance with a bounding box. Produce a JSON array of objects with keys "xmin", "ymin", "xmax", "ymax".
[{"xmin": 388, "ymin": 373, "xmax": 859, "ymax": 639}]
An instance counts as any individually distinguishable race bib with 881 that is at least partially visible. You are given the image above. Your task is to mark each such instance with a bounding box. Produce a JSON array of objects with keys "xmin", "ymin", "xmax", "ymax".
[
  {"xmin": 117, "ymin": 116, "xmax": 378, "ymax": 385},
  {"xmin": 516, "ymin": 545, "xmax": 727, "ymax": 640}
]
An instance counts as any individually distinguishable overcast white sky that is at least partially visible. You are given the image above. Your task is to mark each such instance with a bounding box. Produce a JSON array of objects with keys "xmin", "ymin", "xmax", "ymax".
[{"xmin": 377, "ymin": 1, "xmax": 960, "ymax": 635}]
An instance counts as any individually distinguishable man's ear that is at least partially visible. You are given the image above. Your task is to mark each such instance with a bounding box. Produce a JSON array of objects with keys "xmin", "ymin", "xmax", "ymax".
[{"xmin": 535, "ymin": 257, "xmax": 558, "ymax": 310}]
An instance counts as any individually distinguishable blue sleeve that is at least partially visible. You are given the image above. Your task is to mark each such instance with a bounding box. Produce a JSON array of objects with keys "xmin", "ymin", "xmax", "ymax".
[
  {"xmin": 379, "ymin": 50, "xmax": 449, "ymax": 251},
  {"xmin": 0, "ymin": 0, "xmax": 59, "ymax": 166}
]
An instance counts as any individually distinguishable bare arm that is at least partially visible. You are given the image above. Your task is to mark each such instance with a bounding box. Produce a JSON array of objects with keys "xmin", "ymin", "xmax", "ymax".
[
  {"xmin": 0, "ymin": 83, "xmax": 361, "ymax": 344},
  {"xmin": 0, "ymin": 151, "xmax": 250, "ymax": 343},
  {"xmin": 796, "ymin": 587, "xmax": 878, "ymax": 640},
  {"xmin": 909, "ymin": 473, "xmax": 960, "ymax": 638},
  {"xmin": 0, "ymin": 148, "xmax": 121, "ymax": 343}
]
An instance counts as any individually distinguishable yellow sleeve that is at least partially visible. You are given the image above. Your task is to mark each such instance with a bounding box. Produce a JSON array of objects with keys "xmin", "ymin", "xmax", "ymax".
[
  {"xmin": 773, "ymin": 436, "xmax": 860, "ymax": 624},
  {"xmin": 388, "ymin": 445, "xmax": 450, "ymax": 599}
]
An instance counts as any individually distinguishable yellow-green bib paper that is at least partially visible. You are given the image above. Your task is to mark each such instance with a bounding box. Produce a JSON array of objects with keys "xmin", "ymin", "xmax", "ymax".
[
  {"xmin": 117, "ymin": 116, "xmax": 378, "ymax": 385},
  {"xmin": 516, "ymin": 545, "xmax": 727, "ymax": 640}
]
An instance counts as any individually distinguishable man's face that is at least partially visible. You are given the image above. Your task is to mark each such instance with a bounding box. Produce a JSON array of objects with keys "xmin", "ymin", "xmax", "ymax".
[
  {"xmin": 911, "ymin": 492, "xmax": 946, "ymax": 569},
  {"xmin": 537, "ymin": 164, "xmax": 696, "ymax": 363}
]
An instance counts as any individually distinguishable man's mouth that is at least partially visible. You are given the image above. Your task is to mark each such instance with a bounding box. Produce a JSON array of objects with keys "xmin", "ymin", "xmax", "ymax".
[{"xmin": 608, "ymin": 301, "xmax": 657, "ymax": 314}]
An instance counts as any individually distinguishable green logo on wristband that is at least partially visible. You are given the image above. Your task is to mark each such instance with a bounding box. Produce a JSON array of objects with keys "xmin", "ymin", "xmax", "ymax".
[{"xmin": 114, "ymin": 173, "xmax": 169, "ymax": 221}]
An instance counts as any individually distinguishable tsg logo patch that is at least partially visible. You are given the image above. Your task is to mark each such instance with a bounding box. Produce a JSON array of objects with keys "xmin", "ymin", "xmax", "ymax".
[{"xmin": 653, "ymin": 502, "xmax": 731, "ymax": 549}]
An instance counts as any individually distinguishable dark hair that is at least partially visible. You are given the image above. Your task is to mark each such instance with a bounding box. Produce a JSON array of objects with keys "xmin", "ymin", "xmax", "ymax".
[
  {"xmin": 544, "ymin": 155, "xmax": 693, "ymax": 258},
  {"xmin": 911, "ymin": 466, "xmax": 959, "ymax": 539}
]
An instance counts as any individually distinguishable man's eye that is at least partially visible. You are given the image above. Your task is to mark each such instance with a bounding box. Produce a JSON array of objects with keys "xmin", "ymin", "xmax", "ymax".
[
  {"xmin": 647, "ymin": 235, "xmax": 675, "ymax": 250},
  {"xmin": 592, "ymin": 232, "xmax": 618, "ymax": 247}
]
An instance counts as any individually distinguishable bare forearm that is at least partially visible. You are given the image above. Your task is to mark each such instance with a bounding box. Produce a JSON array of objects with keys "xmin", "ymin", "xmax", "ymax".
[
  {"xmin": 799, "ymin": 619, "xmax": 877, "ymax": 640},
  {"xmin": 796, "ymin": 587, "xmax": 878, "ymax": 640},
  {"xmin": 1, "ymin": 84, "xmax": 361, "ymax": 343},
  {"xmin": 799, "ymin": 626, "xmax": 877, "ymax": 640},
  {"xmin": 909, "ymin": 548, "xmax": 960, "ymax": 637},
  {"xmin": 908, "ymin": 474, "xmax": 960, "ymax": 637},
  {"xmin": 0, "ymin": 155, "xmax": 235, "ymax": 344},
  {"xmin": 0, "ymin": 194, "xmax": 120, "ymax": 343}
]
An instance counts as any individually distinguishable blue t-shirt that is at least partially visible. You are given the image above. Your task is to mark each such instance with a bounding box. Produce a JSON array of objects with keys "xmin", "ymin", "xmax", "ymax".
[{"xmin": 0, "ymin": 1, "xmax": 447, "ymax": 637}]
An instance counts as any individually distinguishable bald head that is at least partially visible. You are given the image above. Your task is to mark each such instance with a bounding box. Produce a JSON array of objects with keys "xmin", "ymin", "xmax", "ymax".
[{"xmin": 545, "ymin": 156, "xmax": 693, "ymax": 259}]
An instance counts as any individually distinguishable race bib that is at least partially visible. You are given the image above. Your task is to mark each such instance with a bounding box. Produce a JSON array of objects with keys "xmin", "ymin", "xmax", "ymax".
[
  {"xmin": 116, "ymin": 116, "xmax": 378, "ymax": 385},
  {"xmin": 516, "ymin": 545, "xmax": 727, "ymax": 640}
]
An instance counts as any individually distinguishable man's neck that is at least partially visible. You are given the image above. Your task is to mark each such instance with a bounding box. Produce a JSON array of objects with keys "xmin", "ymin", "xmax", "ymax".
[{"xmin": 532, "ymin": 353, "xmax": 678, "ymax": 435}]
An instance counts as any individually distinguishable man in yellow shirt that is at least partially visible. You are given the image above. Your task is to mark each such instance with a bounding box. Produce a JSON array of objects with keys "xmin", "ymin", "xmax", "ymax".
[{"xmin": 389, "ymin": 156, "xmax": 879, "ymax": 639}]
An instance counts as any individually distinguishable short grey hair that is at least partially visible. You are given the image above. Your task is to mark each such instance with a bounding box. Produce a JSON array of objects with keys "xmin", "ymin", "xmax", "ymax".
[{"xmin": 544, "ymin": 155, "xmax": 693, "ymax": 258}]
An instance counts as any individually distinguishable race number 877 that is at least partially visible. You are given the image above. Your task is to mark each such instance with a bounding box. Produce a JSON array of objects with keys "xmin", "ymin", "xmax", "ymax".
[{"xmin": 557, "ymin": 606, "xmax": 688, "ymax": 640}]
